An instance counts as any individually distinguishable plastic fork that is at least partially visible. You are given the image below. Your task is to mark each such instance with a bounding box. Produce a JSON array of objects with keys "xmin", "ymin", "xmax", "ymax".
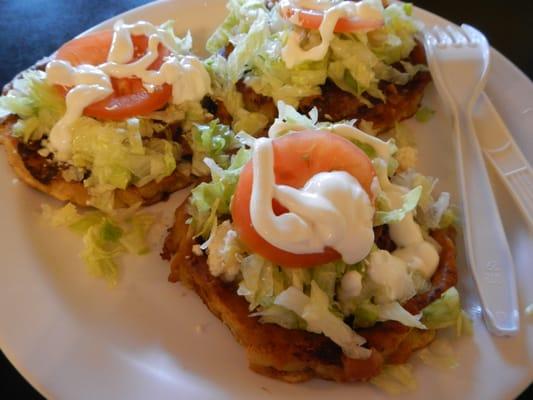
[{"xmin": 423, "ymin": 24, "xmax": 519, "ymax": 336}]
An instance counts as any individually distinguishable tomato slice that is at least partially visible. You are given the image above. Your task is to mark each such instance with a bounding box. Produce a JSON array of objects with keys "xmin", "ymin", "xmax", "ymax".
[
  {"xmin": 55, "ymin": 30, "xmax": 172, "ymax": 120},
  {"xmin": 231, "ymin": 130, "xmax": 376, "ymax": 268},
  {"xmin": 281, "ymin": 6, "xmax": 384, "ymax": 33}
]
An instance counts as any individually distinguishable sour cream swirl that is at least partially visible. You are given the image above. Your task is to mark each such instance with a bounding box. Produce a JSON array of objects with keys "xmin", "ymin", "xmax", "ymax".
[
  {"xmin": 45, "ymin": 20, "xmax": 211, "ymax": 161},
  {"xmin": 250, "ymin": 137, "xmax": 374, "ymax": 264},
  {"xmin": 281, "ymin": 0, "xmax": 384, "ymax": 68}
]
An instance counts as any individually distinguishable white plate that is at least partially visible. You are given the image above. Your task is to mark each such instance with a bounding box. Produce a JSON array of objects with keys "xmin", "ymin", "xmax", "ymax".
[{"xmin": 0, "ymin": 1, "xmax": 531, "ymax": 399}]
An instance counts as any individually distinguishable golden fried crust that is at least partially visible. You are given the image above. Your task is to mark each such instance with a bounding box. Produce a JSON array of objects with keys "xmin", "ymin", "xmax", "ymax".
[
  {"xmin": 0, "ymin": 119, "xmax": 195, "ymax": 208},
  {"xmin": 162, "ymin": 202, "xmax": 457, "ymax": 383}
]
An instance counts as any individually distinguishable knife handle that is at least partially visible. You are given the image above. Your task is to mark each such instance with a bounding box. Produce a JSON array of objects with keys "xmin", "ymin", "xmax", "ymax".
[
  {"xmin": 476, "ymin": 94, "xmax": 533, "ymax": 229},
  {"xmin": 455, "ymin": 110, "xmax": 520, "ymax": 335}
]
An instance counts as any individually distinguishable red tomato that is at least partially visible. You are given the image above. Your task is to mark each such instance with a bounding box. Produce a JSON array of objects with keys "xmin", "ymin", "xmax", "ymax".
[
  {"xmin": 55, "ymin": 30, "xmax": 172, "ymax": 120},
  {"xmin": 231, "ymin": 130, "xmax": 376, "ymax": 268},
  {"xmin": 280, "ymin": 5, "xmax": 384, "ymax": 33}
]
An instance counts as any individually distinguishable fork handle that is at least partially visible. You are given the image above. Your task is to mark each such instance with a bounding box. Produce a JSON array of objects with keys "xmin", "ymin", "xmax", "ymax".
[{"xmin": 454, "ymin": 110, "xmax": 520, "ymax": 335}]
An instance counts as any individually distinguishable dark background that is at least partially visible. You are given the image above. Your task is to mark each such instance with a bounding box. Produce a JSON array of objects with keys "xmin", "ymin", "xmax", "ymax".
[{"xmin": 0, "ymin": 0, "xmax": 531, "ymax": 398}]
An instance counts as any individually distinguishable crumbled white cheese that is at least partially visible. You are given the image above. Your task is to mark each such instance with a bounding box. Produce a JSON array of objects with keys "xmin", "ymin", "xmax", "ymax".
[{"xmin": 206, "ymin": 220, "xmax": 242, "ymax": 282}]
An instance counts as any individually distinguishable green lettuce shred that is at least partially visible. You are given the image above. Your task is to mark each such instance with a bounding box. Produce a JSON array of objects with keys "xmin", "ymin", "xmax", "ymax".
[
  {"xmin": 190, "ymin": 120, "xmax": 238, "ymax": 175},
  {"xmin": 189, "ymin": 147, "xmax": 252, "ymax": 238},
  {"xmin": 417, "ymin": 339, "xmax": 459, "ymax": 370},
  {"xmin": 205, "ymin": 0, "xmax": 425, "ymax": 114},
  {"xmin": 252, "ymin": 304, "xmax": 306, "ymax": 329},
  {"xmin": 353, "ymin": 301, "xmax": 380, "ymax": 328},
  {"xmin": 421, "ymin": 287, "xmax": 467, "ymax": 331},
  {"xmin": 42, "ymin": 203, "xmax": 154, "ymax": 286},
  {"xmin": 237, "ymin": 254, "xmax": 286, "ymax": 310},
  {"xmin": 415, "ymin": 106, "xmax": 436, "ymax": 123},
  {"xmin": 374, "ymin": 185, "xmax": 422, "ymax": 226},
  {"xmin": 370, "ymin": 364, "xmax": 417, "ymax": 395},
  {"xmin": 0, "ymin": 70, "xmax": 65, "ymax": 142}
]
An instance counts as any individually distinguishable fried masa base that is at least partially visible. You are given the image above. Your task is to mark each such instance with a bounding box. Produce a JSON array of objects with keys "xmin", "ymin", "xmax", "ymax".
[
  {"xmin": 0, "ymin": 118, "xmax": 195, "ymax": 208},
  {"xmin": 162, "ymin": 202, "xmax": 458, "ymax": 383}
]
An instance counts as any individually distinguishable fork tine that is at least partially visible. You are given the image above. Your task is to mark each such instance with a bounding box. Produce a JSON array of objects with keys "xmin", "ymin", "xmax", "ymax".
[
  {"xmin": 445, "ymin": 25, "xmax": 468, "ymax": 46},
  {"xmin": 433, "ymin": 26, "xmax": 453, "ymax": 47},
  {"xmin": 423, "ymin": 28, "xmax": 438, "ymax": 47},
  {"xmin": 461, "ymin": 24, "xmax": 488, "ymax": 48}
]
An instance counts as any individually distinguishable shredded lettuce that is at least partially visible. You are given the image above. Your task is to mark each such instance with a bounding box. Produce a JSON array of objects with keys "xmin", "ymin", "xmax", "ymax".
[
  {"xmin": 205, "ymin": 0, "xmax": 425, "ymax": 113},
  {"xmin": 237, "ymin": 254, "xmax": 286, "ymax": 310},
  {"xmin": 160, "ymin": 21, "xmax": 193, "ymax": 54},
  {"xmin": 252, "ymin": 304, "xmax": 306, "ymax": 329},
  {"xmin": 421, "ymin": 287, "xmax": 463, "ymax": 330},
  {"xmin": 0, "ymin": 70, "xmax": 65, "ymax": 142},
  {"xmin": 268, "ymin": 100, "xmax": 317, "ymax": 137},
  {"xmin": 377, "ymin": 302, "xmax": 426, "ymax": 329},
  {"xmin": 368, "ymin": 2, "xmax": 423, "ymax": 64},
  {"xmin": 205, "ymin": 55, "xmax": 270, "ymax": 135},
  {"xmin": 189, "ymin": 147, "xmax": 251, "ymax": 238},
  {"xmin": 392, "ymin": 170, "xmax": 457, "ymax": 230},
  {"xmin": 284, "ymin": 268, "xmax": 312, "ymax": 291},
  {"xmin": 415, "ymin": 106, "xmax": 436, "ymax": 123},
  {"xmin": 69, "ymin": 117, "xmax": 179, "ymax": 194},
  {"xmin": 370, "ymin": 364, "xmax": 417, "ymax": 395},
  {"xmin": 374, "ymin": 185, "xmax": 422, "ymax": 226},
  {"xmin": 455, "ymin": 310, "xmax": 474, "ymax": 337},
  {"xmin": 417, "ymin": 339, "xmax": 459, "ymax": 370},
  {"xmin": 42, "ymin": 203, "xmax": 154, "ymax": 285},
  {"xmin": 275, "ymin": 282, "xmax": 371, "ymax": 359},
  {"xmin": 190, "ymin": 120, "xmax": 238, "ymax": 175},
  {"xmin": 353, "ymin": 301, "xmax": 380, "ymax": 328},
  {"xmin": 311, "ymin": 261, "xmax": 346, "ymax": 302},
  {"xmin": 205, "ymin": 0, "xmax": 268, "ymax": 54}
]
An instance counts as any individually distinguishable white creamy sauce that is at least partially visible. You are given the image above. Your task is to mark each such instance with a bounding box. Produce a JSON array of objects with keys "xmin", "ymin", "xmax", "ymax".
[
  {"xmin": 268, "ymin": 116, "xmax": 391, "ymax": 162},
  {"xmin": 288, "ymin": 0, "xmax": 336, "ymax": 12},
  {"xmin": 384, "ymin": 185, "xmax": 440, "ymax": 279},
  {"xmin": 249, "ymin": 137, "xmax": 374, "ymax": 264},
  {"xmin": 266, "ymin": 113, "xmax": 438, "ymax": 294},
  {"xmin": 393, "ymin": 241, "xmax": 439, "ymax": 280},
  {"xmin": 364, "ymin": 174, "xmax": 438, "ymax": 302},
  {"xmin": 281, "ymin": 0, "xmax": 383, "ymax": 68},
  {"xmin": 339, "ymin": 270, "xmax": 363, "ymax": 302},
  {"xmin": 327, "ymin": 123, "xmax": 392, "ymax": 162},
  {"xmin": 46, "ymin": 62, "xmax": 113, "ymax": 160},
  {"xmin": 45, "ymin": 20, "xmax": 211, "ymax": 160},
  {"xmin": 367, "ymin": 249, "xmax": 415, "ymax": 304}
]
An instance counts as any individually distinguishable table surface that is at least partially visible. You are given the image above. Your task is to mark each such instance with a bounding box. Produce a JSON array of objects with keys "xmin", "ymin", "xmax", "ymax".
[{"xmin": 0, "ymin": 0, "xmax": 531, "ymax": 399}]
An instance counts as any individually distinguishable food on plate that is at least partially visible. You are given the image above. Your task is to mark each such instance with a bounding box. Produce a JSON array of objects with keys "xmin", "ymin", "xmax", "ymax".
[
  {"xmin": 162, "ymin": 102, "xmax": 467, "ymax": 383},
  {"xmin": 42, "ymin": 202, "xmax": 155, "ymax": 285},
  {"xmin": 204, "ymin": 0, "xmax": 431, "ymax": 135},
  {"xmin": 0, "ymin": 20, "xmax": 214, "ymax": 210}
]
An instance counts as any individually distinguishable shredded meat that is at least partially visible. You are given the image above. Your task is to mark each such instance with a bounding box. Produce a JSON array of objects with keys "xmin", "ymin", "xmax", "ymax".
[
  {"xmin": 16, "ymin": 140, "xmax": 59, "ymax": 184},
  {"xmin": 161, "ymin": 201, "xmax": 457, "ymax": 382},
  {"xmin": 298, "ymin": 43, "xmax": 430, "ymax": 131},
  {"xmin": 373, "ymin": 225, "xmax": 397, "ymax": 252}
]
